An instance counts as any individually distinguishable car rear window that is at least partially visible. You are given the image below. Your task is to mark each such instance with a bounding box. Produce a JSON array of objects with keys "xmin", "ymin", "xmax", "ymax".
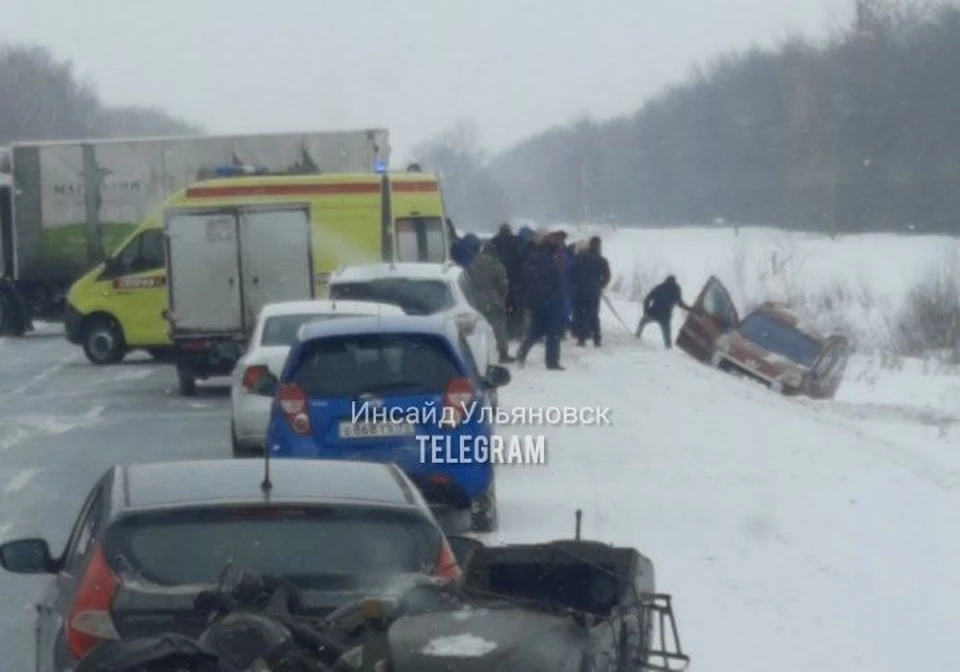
[
  {"xmin": 261, "ymin": 313, "xmax": 368, "ymax": 346},
  {"xmin": 289, "ymin": 333, "xmax": 464, "ymax": 398},
  {"xmin": 104, "ymin": 506, "xmax": 441, "ymax": 587},
  {"xmin": 329, "ymin": 279, "xmax": 453, "ymax": 315},
  {"xmin": 737, "ymin": 312, "xmax": 822, "ymax": 367}
]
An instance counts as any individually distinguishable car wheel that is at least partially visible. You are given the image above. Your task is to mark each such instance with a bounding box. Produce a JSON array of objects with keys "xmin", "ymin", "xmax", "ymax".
[
  {"xmin": 231, "ymin": 424, "xmax": 263, "ymax": 458},
  {"xmin": 82, "ymin": 317, "xmax": 126, "ymax": 365},
  {"xmin": 470, "ymin": 479, "xmax": 498, "ymax": 533},
  {"xmin": 177, "ymin": 366, "xmax": 197, "ymax": 397}
]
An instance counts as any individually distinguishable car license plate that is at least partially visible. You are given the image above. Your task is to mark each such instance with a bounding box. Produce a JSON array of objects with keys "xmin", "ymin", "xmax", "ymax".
[{"xmin": 338, "ymin": 421, "xmax": 416, "ymax": 439}]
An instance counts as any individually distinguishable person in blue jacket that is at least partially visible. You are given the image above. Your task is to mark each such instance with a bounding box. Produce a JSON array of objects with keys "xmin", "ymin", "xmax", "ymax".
[
  {"xmin": 635, "ymin": 275, "xmax": 692, "ymax": 348},
  {"xmin": 515, "ymin": 232, "xmax": 565, "ymax": 370}
]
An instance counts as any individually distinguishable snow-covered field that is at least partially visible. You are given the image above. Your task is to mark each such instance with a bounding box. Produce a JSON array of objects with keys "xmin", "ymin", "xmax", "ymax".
[
  {"xmin": 559, "ymin": 224, "xmax": 960, "ymax": 357},
  {"xmin": 487, "ymin": 225, "xmax": 958, "ymax": 671}
]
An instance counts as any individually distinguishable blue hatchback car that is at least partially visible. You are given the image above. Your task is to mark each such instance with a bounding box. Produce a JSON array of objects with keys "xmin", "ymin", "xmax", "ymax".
[{"xmin": 262, "ymin": 314, "xmax": 511, "ymax": 532}]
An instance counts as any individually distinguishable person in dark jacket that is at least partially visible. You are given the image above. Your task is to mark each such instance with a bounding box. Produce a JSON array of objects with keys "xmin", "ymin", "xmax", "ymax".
[
  {"xmin": 570, "ymin": 236, "xmax": 611, "ymax": 347},
  {"xmin": 513, "ymin": 227, "xmax": 538, "ymax": 339},
  {"xmin": 635, "ymin": 275, "xmax": 691, "ymax": 348},
  {"xmin": 490, "ymin": 222, "xmax": 523, "ymax": 340},
  {"xmin": 515, "ymin": 233, "xmax": 565, "ymax": 370}
]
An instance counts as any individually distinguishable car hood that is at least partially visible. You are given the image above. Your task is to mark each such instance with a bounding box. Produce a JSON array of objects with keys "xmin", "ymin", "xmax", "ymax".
[{"xmin": 719, "ymin": 331, "xmax": 809, "ymax": 378}]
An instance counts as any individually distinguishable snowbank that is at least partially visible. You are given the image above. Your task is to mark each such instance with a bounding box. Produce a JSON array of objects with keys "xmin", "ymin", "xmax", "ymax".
[{"xmin": 495, "ymin": 323, "xmax": 958, "ymax": 671}]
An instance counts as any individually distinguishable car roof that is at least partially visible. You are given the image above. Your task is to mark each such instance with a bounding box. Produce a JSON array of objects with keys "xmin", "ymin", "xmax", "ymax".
[
  {"xmin": 297, "ymin": 313, "xmax": 458, "ymax": 342},
  {"xmin": 258, "ymin": 299, "xmax": 405, "ymax": 319},
  {"xmin": 330, "ymin": 262, "xmax": 461, "ymax": 283},
  {"xmin": 113, "ymin": 459, "xmax": 420, "ymax": 512}
]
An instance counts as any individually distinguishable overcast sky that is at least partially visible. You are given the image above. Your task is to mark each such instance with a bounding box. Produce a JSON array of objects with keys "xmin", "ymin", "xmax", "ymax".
[{"xmin": 1, "ymin": 0, "xmax": 849, "ymax": 161}]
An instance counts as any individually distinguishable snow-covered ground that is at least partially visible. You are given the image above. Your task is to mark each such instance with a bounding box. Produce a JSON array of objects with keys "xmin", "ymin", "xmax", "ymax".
[{"xmin": 485, "ymin": 226, "xmax": 958, "ymax": 671}]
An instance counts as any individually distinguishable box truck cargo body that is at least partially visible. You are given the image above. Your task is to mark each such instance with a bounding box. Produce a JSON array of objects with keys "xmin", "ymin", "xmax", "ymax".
[{"xmin": 0, "ymin": 129, "xmax": 389, "ymax": 335}]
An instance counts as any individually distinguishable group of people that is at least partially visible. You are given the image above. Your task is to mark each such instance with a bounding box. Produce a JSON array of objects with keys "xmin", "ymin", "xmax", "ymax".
[
  {"xmin": 450, "ymin": 223, "xmax": 611, "ymax": 371},
  {"xmin": 449, "ymin": 222, "xmax": 694, "ymax": 371}
]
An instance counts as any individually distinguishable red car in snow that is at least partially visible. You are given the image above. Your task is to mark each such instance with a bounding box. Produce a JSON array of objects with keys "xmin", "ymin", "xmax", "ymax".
[{"xmin": 676, "ymin": 276, "xmax": 850, "ymax": 400}]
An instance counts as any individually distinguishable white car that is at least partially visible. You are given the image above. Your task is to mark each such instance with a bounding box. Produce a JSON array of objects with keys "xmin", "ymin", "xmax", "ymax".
[
  {"xmin": 327, "ymin": 262, "xmax": 499, "ymax": 378},
  {"xmin": 230, "ymin": 299, "xmax": 404, "ymax": 456}
]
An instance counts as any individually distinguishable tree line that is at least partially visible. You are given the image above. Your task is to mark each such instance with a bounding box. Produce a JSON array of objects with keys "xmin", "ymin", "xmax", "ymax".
[
  {"xmin": 0, "ymin": 43, "xmax": 201, "ymax": 146},
  {"xmin": 415, "ymin": 0, "xmax": 960, "ymax": 235}
]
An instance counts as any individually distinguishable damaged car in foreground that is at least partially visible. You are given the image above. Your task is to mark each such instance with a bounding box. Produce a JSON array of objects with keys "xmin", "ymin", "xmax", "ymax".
[
  {"xmin": 676, "ymin": 276, "xmax": 850, "ymax": 399},
  {"xmin": 74, "ymin": 516, "xmax": 690, "ymax": 672}
]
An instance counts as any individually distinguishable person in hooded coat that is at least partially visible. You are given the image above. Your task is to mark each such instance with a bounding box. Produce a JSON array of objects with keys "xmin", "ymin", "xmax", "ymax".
[
  {"xmin": 451, "ymin": 233, "xmax": 481, "ymax": 268},
  {"xmin": 635, "ymin": 275, "xmax": 692, "ymax": 348},
  {"xmin": 516, "ymin": 233, "xmax": 565, "ymax": 370},
  {"xmin": 467, "ymin": 242, "xmax": 514, "ymax": 363},
  {"xmin": 570, "ymin": 236, "xmax": 611, "ymax": 347}
]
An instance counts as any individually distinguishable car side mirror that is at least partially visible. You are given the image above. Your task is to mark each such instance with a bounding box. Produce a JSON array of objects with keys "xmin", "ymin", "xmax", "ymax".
[
  {"xmin": 485, "ymin": 365, "xmax": 511, "ymax": 388},
  {"xmin": 0, "ymin": 538, "xmax": 56, "ymax": 574},
  {"xmin": 446, "ymin": 535, "xmax": 484, "ymax": 565}
]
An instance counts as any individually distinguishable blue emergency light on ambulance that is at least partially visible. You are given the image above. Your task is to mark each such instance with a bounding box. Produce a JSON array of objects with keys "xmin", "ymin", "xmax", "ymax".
[{"xmin": 213, "ymin": 164, "xmax": 270, "ymax": 177}]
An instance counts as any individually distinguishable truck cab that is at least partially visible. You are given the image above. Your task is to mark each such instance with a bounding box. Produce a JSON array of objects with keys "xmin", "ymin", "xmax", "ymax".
[{"xmin": 65, "ymin": 167, "xmax": 451, "ymax": 387}]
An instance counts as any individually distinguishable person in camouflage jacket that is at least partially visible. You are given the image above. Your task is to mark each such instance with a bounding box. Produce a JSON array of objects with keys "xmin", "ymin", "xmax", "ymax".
[{"xmin": 467, "ymin": 242, "xmax": 514, "ymax": 363}]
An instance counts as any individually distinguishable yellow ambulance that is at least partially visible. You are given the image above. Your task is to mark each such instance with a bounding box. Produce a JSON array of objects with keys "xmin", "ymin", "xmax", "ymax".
[{"xmin": 64, "ymin": 168, "xmax": 451, "ymax": 365}]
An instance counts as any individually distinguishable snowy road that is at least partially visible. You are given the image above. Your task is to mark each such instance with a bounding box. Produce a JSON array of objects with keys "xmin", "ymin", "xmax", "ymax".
[
  {"xmin": 1, "ymin": 312, "xmax": 958, "ymax": 671},
  {"xmin": 0, "ymin": 330, "xmax": 232, "ymax": 671}
]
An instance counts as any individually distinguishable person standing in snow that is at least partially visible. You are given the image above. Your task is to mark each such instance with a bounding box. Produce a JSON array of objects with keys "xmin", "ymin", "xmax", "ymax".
[
  {"xmin": 635, "ymin": 275, "xmax": 692, "ymax": 348},
  {"xmin": 516, "ymin": 232, "xmax": 565, "ymax": 370},
  {"xmin": 467, "ymin": 242, "xmax": 514, "ymax": 363},
  {"xmin": 490, "ymin": 222, "xmax": 523, "ymax": 340},
  {"xmin": 570, "ymin": 236, "xmax": 611, "ymax": 347},
  {"xmin": 512, "ymin": 227, "xmax": 538, "ymax": 339}
]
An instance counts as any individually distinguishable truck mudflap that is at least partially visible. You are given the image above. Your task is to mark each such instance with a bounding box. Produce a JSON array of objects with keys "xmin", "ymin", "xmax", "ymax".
[{"xmin": 173, "ymin": 336, "xmax": 245, "ymax": 396}]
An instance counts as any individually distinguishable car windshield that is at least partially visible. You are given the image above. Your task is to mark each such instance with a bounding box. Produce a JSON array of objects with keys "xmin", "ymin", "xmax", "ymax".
[
  {"xmin": 736, "ymin": 312, "xmax": 822, "ymax": 367},
  {"xmin": 261, "ymin": 313, "xmax": 369, "ymax": 346},
  {"xmin": 329, "ymin": 279, "xmax": 453, "ymax": 315},
  {"xmin": 290, "ymin": 333, "xmax": 464, "ymax": 397},
  {"xmin": 104, "ymin": 506, "xmax": 441, "ymax": 587}
]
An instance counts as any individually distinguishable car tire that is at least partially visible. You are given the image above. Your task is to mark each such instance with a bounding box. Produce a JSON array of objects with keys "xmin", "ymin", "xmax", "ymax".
[
  {"xmin": 231, "ymin": 424, "xmax": 263, "ymax": 458},
  {"xmin": 470, "ymin": 479, "xmax": 498, "ymax": 533},
  {"xmin": 177, "ymin": 366, "xmax": 197, "ymax": 397},
  {"xmin": 82, "ymin": 317, "xmax": 126, "ymax": 365}
]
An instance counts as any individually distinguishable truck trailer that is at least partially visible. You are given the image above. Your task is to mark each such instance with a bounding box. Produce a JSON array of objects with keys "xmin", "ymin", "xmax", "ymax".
[{"xmin": 0, "ymin": 129, "xmax": 389, "ymax": 335}]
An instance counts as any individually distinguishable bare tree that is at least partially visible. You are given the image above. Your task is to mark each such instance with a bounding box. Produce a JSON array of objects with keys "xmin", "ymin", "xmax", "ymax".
[{"xmin": 410, "ymin": 119, "xmax": 509, "ymax": 232}]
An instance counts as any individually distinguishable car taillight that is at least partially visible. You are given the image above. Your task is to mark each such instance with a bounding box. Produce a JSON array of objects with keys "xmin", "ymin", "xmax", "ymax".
[
  {"xmin": 278, "ymin": 383, "xmax": 310, "ymax": 434},
  {"xmin": 242, "ymin": 364, "xmax": 270, "ymax": 392},
  {"xmin": 432, "ymin": 539, "xmax": 462, "ymax": 583},
  {"xmin": 441, "ymin": 377, "xmax": 475, "ymax": 428},
  {"xmin": 66, "ymin": 543, "xmax": 120, "ymax": 659}
]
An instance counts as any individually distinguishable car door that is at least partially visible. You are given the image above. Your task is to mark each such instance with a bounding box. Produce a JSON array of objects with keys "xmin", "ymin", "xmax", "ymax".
[
  {"xmin": 676, "ymin": 276, "xmax": 739, "ymax": 362},
  {"xmin": 96, "ymin": 228, "xmax": 168, "ymax": 345},
  {"xmin": 37, "ymin": 482, "xmax": 106, "ymax": 671},
  {"xmin": 238, "ymin": 206, "xmax": 314, "ymax": 334},
  {"xmin": 807, "ymin": 335, "xmax": 850, "ymax": 399}
]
